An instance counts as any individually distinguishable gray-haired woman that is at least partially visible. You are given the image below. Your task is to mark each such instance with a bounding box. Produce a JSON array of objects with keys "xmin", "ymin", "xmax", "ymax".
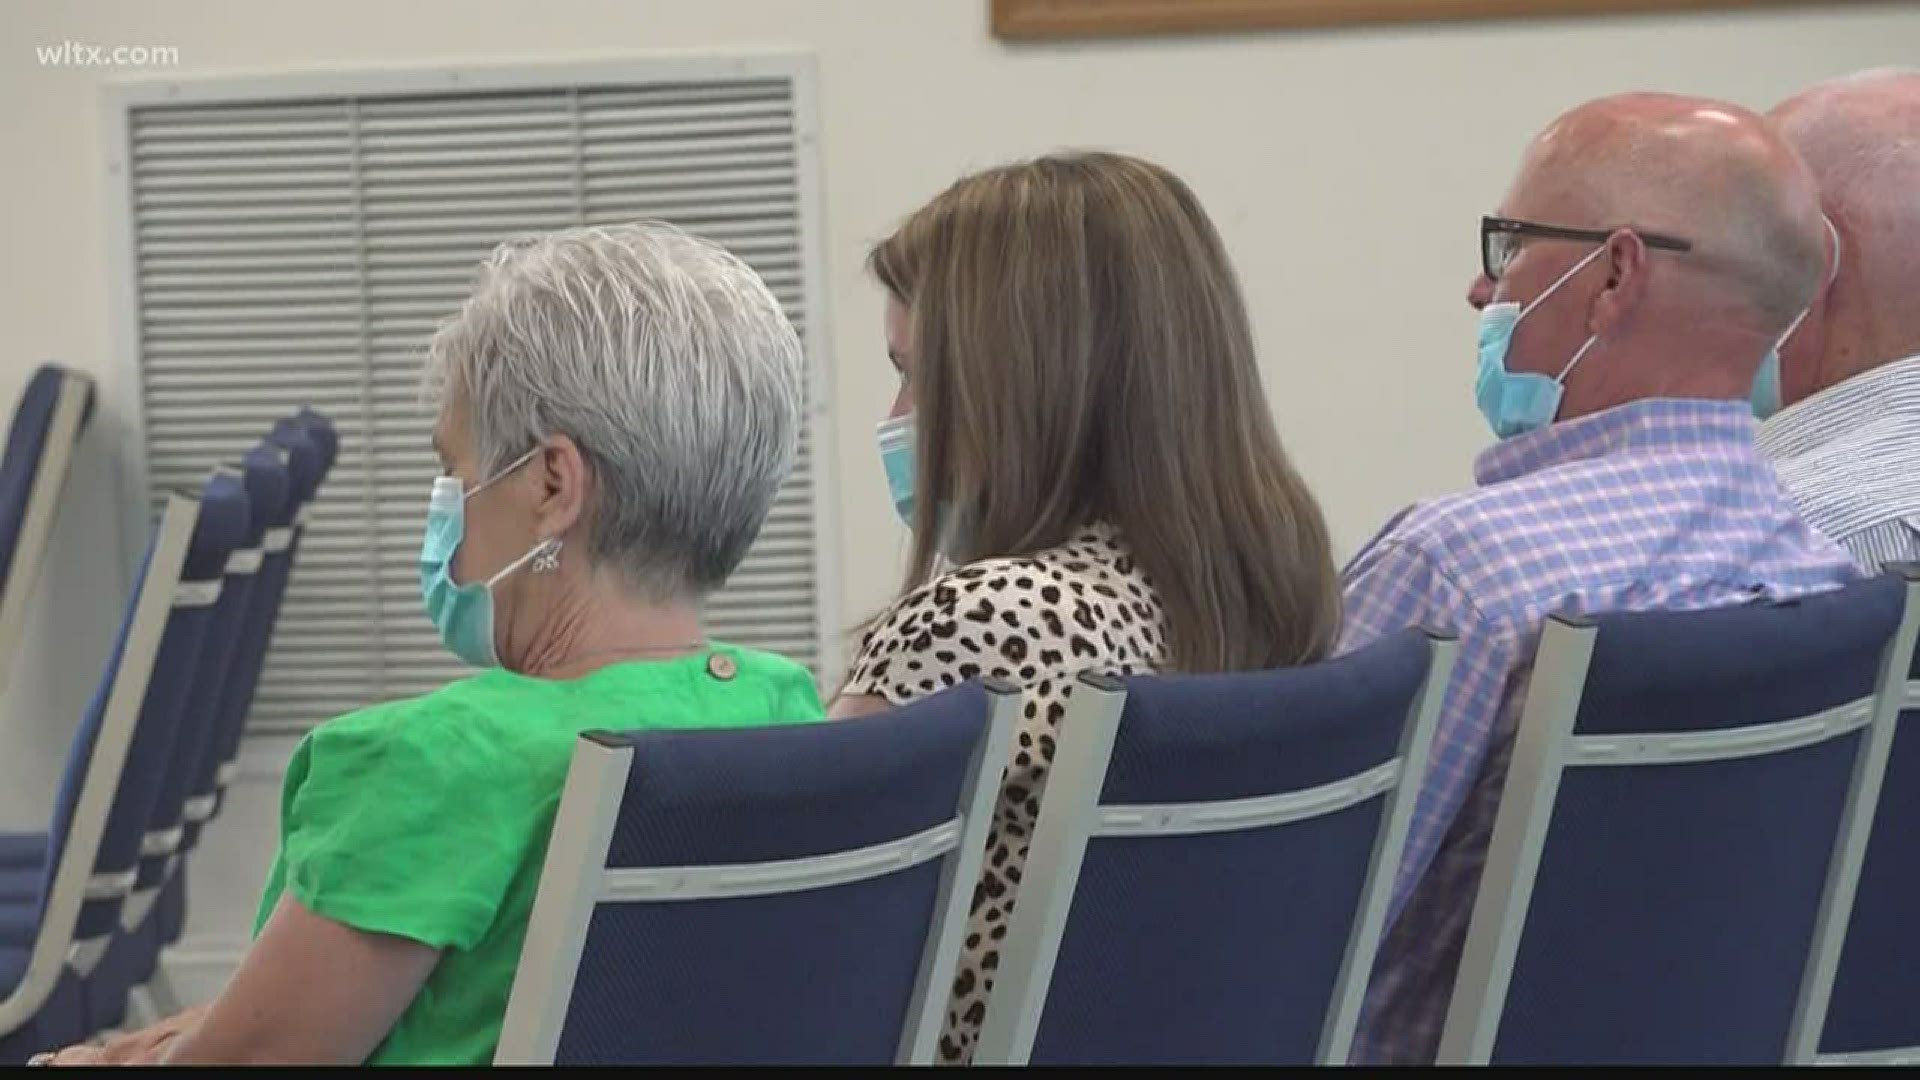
[{"xmin": 45, "ymin": 223, "xmax": 822, "ymax": 1066}]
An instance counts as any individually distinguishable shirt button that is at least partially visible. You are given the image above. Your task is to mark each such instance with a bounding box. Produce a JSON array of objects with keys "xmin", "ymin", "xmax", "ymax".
[{"xmin": 706, "ymin": 653, "xmax": 737, "ymax": 681}]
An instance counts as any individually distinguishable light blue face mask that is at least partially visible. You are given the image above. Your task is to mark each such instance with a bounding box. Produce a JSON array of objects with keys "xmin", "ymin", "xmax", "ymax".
[
  {"xmin": 1749, "ymin": 335, "xmax": 1792, "ymax": 421},
  {"xmin": 1751, "ymin": 217, "xmax": 1841, "ymax": 420},
  {"xmin": 1476, "ymin": 247, "xmax": 1606, "ymax": 440},
  {"xmin": 874, "ymin": 411, "xmax": 974, "ymax": 559},
  {"xmin": 419, "ymin": 448, "xmax": 555, "ymax": 668},
  {"xmin": 876, "ymin": 413, "xmax": 917, "ymax": 527}
]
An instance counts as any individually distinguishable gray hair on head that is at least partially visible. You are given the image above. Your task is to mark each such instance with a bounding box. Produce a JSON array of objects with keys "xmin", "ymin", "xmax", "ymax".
[
  {"xmin": 1773, "ymin": 68, "xmax": 1920, "ymax": 339},
  {"xmin": 424, "ymin": 222, "xmax": 805, "ymax": 598}
]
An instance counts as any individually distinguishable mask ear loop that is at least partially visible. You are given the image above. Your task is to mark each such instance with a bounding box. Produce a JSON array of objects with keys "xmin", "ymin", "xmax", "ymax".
[
  {"xmin": 463, "ymin": 445, "xmax": 543, "ymax": 500},
  {"xmin": 1775, "ymin": 306, "xmax": 1813, "ymax": 350},
  {"xmin": 1513, "ymin": 246, "xmax": 1608, "ymax": 384},
  {"xmin": 1822, "ymin": 214, "xmax": 1843, "ymax": 288},
  {"xmin": 461, "ymin": 445, "xmax": 556, "ymax": 588},
  {"xmin": 1554, "ymin": 335, "xmax": 1602, "ymax": 383},
  {"xmin": 1774, "ymin": 216, "xmax": 1842, "ymax": 353},
  {"xmin": 1514, "ymin": 246, "xmax": 1608, "ymax": 327}
]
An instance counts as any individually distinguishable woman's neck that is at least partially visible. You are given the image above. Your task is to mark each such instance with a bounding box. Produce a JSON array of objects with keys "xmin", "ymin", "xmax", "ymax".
[{"xmin": 512, "ymin": 573, "xmax": 705, "ymax": 680}]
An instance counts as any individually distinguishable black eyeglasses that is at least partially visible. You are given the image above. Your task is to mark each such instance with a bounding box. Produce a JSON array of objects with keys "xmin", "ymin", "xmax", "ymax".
[{"xmin": 1481, "ymin": 215, "xmax": 1692, "ymax": 282}]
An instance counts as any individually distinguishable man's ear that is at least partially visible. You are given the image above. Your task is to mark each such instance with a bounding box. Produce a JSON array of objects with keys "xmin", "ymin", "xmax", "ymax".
[{"xmin": 1588, "ymin": 229, "xmax": 1649, "ymax": 338}]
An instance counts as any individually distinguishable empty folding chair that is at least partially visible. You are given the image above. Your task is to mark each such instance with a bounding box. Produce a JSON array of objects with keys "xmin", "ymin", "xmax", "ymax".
[
  {"xmin": 1439, "ymin": 569, "xmax": 1920, "ymax": 1065},
  {"xmin": 207, "ymin": 419, "xmax": 325, "ymax": 799},
  {"xmin": 0, "ymin": 479, "xmax": 246, "ymax": 919},
  {"xmin": 495, "ymin": 680, "xmax": 1021, "ymax": 1065},
  {"xmin": 0, "ymin": 365, "xmax": 95, "ymax": 694},
  {"xmin": 85, "ymin": 465, "xmax": 272, "ymax": 1029},
  {"xmin": 147, "ymin": 432, "xmax": 317, "ymax": 997},
  {"xmin": 1821, "ymin": 562, "xmax": 1920, "ymax": 1065},
  {"xmin": 0, "ymin": 493, "xmax": 220, "ymax": 1060},
  {"xmin": 0, "ymin": 368, "xmax": 97, "ymax": 870},
  {"xmin": 970, "ymin": 628, "xmax": 1458, "ymax": 1065}
]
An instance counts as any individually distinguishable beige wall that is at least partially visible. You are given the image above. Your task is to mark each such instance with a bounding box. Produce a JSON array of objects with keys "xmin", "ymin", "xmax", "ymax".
[{"xmin": 0, "ymin": 0, "xmax": 1915, "ymax": 939}]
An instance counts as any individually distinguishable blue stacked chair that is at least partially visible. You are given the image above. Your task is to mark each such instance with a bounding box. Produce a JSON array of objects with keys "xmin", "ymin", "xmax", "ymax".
[
  {"xmin": 0, "ymin": 478, "xmax": 248, "ymax": 921},
  {"xmin": 151, "ymin": 415, "xmax": 330, "ymax": 967},
  {"xmin": 1820, "ymin": 562, "xmax": 1920, "ymax": 1065},
  {"xmin": 1438, "ymin": 570, "xmax": 1920, "ymax": 1065},
  {"xmin": 204, "ymin": 418, "xmax": 325, "ymax": 809},
  {"xmin": 0, "ymin": 365, "xmax": 95, "ymax": 694},
  {"xmin": 0, "ymin": 407, "xmax": 330, "ymax": 1048},
  {"xmin": 0, "ymin": 489, "xmax": 245, "ymax": 1060},
  {"xmin": 495, "ymin": 680, "xmax": 1021, "ymax": 1065},
  {"xmin": 84, "ymin": 457, "xmax": 282, "ymax": 1029},
  {"xmin": 290, "ymin": 408, "xmax": 338, "ymax": 482},
  {"xmin": 971, "ymin": 628, "xmax": 1459, "ymax": 1065}
]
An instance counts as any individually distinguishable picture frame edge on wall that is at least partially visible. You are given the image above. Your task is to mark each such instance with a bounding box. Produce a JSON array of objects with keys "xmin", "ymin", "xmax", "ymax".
[{"xmin": 990, "ymin": 0, "xmax": 1834, "ymax": 41}]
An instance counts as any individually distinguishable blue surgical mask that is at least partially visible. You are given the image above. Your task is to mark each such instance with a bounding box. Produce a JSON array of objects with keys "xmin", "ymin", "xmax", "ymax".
[
  {"xmin": 1750, "ymin": 342, "xmax": 1787, "ymax": 421},
  {"xmin": 874, "ymin": 411, "xmax": 975, "ymax": 560},
  {"xmin": 419, "ymin": 449, "xmax": 554, "ymax": 668},
  {"xmin": 876, "ymin": 413, "xmax": 917, "ymax": 527},
  {"xmin": 1476, "ymin": 248, "xmax": 1606, "ymax": 439}
]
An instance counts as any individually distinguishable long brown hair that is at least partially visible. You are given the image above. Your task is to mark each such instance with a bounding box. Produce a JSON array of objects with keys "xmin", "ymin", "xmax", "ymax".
[{"xmin": 868, "ymin": 151, "xmax": 1341, "ymax": 672}]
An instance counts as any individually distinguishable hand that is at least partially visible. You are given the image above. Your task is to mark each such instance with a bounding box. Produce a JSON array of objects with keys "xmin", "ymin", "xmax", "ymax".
[
  {"xmin": 35, "ymin": 1006, "xmax": 202, "ymax": 1066},
  {"xmin": 91, "ymin": 1023, "xmax": 185, "ymax": 1065},
  {"xmin": 30, "ymin": 1043, "xmax": 103, "ymax": 1066}
]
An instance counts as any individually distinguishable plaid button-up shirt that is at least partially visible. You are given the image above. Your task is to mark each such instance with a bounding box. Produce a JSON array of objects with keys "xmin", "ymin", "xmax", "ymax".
[{"xmin": 1341, "ymin": 398, "xmax": 1860, "ymax": 1064}]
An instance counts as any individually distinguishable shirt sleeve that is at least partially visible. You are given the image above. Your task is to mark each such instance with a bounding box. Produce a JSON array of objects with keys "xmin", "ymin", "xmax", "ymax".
[
  {"xmin": 1340, "ymin": 538, "xmax": 1521, "ymax": 925},
  {"xmin": 844, "ymin": 562, "xmax": 1105, "ymax": 706},
  {"xmin": 843, "ymin": 577, "xmax": 972, "ymax": 705},
  {"xmin": 270, "ymin": 705, "xmax": 535, "ymax": 951}
]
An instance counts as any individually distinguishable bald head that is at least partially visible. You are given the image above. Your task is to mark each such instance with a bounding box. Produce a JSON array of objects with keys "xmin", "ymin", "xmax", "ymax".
[
  {"xmin": 1771, "ymin": 69, "xmax": 1920, "ymax": 391},
  {"xmin": 1512, "ymin": 93, "xmax": 1827, "ymax": 330}
]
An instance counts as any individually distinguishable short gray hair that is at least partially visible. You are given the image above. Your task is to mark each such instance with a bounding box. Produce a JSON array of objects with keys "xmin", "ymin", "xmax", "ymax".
[
  {"xmin": 1774, "ymin": 69, "xmax": 1920, "ymax": 338},
  {"xmin": 425, "ymin": 223, "xmax": 804, "ymax": 598}
]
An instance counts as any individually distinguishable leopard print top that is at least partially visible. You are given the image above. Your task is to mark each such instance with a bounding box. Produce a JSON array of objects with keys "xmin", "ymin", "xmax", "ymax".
[{"xmin": 843, "ymin": 521, "xmax": 1168, "ymax": 1064}]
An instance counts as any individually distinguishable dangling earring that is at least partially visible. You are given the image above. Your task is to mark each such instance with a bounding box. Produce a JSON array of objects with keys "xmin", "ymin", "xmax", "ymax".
[{"xmin": 532, "ymin": 539, "xmax": 561, "ymax": 574}]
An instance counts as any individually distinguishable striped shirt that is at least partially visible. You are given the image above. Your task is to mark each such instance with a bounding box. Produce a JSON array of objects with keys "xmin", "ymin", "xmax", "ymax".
[
  {"xmin": 1757, "ymin": 353, "xmax": 1920, "ymax": 571},
  {"xmin": 1340, "ymin": 398, "xmax": 1860, "ymax": 1064}
]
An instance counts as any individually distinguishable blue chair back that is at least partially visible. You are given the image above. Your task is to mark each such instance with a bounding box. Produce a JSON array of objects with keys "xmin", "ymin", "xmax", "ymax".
[
  {"xmin": 1440, "ymin": 572, "xmax": 1920, "ymax": 1065},
  {"xmin": 0, "ymin": 365, "xmax": 94, "ymax": 692},
  {"xmin": 0, "ymin": 365, "xmax": 92, "ymax": 589},
  {"xmin": 1822, "ymin": 562, "xmax": 1920, "ymax": 1063},
  {"xmin": 158, "ymin": 428, "xmax": 311, "ymax": 953},
  {"xmin": 496, "ymin": 681, "xmax": 1021, "ymax": 1065},
  {"xmin": 24, "ymin": 494, "xmax": 201, "ymax": 993},
  {"xmin": 47, "ymin": 489, "xmax": 243, "ymax": 957},
  {"xmin": 973, "ymin": 629, "xmax": 1457, "ymax": 1065},
  {"xmin": 176, "ymin": 446, "xmax": 289, "ymax": 857},
  {"xmin": 128, "ymin": 471, "xmax": 255, "ymax": 901},
  {"xmin": 268, "ymin": 418, "xmax": 324, "ymax": 511},
  {"xmin": 198, "ymin": 424, "xmax": 320, "ymax": 815},
  {"xmin": 289, "ymin": 408, "xmax": 337, "ymax": 478}
]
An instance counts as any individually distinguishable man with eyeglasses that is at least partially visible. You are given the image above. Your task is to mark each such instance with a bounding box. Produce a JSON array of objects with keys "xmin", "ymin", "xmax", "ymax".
[
  {"xmin": 1754, "ymin": 69, "xmax": 1920, "ymax": 572},
  {"xmin": 1338, "ymin": 93, "xmax": 1860, "ymax": 1064}
]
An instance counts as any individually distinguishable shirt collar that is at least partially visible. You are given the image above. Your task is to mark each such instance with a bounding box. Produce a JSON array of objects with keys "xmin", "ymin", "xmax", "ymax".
[
  {"xmin": 1756, "ymin": 353, "xmax": 1920, "ymax": 461},
  {"xmin": 1474, "ymin": 398, "xmax": 1758, "ymax": 487}
]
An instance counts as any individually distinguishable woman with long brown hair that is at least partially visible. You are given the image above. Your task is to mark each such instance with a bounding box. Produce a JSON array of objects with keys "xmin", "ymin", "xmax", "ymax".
[{"xmin": 830, "ymin": 151, "xmax": 1341, "ymax": 1063}]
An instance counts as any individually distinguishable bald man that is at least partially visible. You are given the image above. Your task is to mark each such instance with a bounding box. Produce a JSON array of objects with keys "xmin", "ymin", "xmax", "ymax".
[
  {"xmin": 1755, "ymin": 69, "xmax": 1920, "ymax": 570},
  {"xmin": 1340, "ymin": 94, "xmax": 1859, "ymax": 1064}
]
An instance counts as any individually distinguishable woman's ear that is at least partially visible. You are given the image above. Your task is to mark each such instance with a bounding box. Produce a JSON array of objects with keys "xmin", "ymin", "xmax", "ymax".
[
  {"xmin": 1588, "ymin": 229, "xmax": 1649, "ymax": 338},
  {"xmin": 533, "ymin": 434, "xmax": 589, "ymax": 541}
]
